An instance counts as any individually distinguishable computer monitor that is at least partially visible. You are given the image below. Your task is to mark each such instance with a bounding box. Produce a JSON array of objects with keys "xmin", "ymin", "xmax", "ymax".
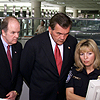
[{"xmin": 86, "ymin": 80, "xmax": 100, "ymax": 100}]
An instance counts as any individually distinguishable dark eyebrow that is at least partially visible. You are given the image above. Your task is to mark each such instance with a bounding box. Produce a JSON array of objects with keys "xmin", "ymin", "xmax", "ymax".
[
  {"xmin": 11, "ymin": 31, "xmax": 20, "ymax": 34},
  {"xmin": 56, "ymin": 32, "xmax": 69, "ymax": 35}
]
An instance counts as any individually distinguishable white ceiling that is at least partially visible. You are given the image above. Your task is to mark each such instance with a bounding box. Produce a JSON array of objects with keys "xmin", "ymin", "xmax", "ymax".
[{"xmin": 0, "ymin": 0, "xmax": 100, "ymax": 12}]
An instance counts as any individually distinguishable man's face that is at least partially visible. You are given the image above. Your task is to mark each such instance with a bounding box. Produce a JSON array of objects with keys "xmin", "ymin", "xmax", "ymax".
[
  {"xmin": 41, "ymin": 21, "xmax": 44, "ymax": 26},
  {"xmin": 49, "ymin": 24, "xmax": 70, "ymax": 45},
  {"xmin": 2, "ymin": 19, "xmax": 20, "ymax": 45}
]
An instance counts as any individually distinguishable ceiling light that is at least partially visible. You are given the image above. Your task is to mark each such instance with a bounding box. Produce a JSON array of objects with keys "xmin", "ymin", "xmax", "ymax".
[
  {"xmin": 97, "ymin": 2, "xmax": 100, "ymax": 4},
  {"xmin": 45, "ymin": 0, "xmax": 54, "ymax": 1},
  {"xmin": 57, "ymin": 2, "xmax": 65, "ymax": 4},
  {"xmin": 0, "ymin": 0, "xmax": 8, "ymax": 1},
  {"xmin": 93, "ymin": 0, "xmax": 100, "ymax": 1}
]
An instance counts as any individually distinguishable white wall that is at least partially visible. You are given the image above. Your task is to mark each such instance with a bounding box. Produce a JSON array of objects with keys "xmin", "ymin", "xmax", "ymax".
[{"xmin": 19, "ymin": 82, "xmax": 29, "ymax": 100}]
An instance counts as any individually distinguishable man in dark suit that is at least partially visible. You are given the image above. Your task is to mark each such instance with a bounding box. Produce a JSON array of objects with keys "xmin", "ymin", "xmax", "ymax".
[
  {"xmin": 20, "ymin": 13, "xmax": 77, "ymax": 100},
  {"xmin": 0, "ymin": 16, "xmax": 23, "ymax": 100}
]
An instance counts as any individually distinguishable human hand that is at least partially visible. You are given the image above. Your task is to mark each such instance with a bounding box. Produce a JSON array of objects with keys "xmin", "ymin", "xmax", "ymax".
[{"xmin": 6, "ymin": 91, "xmax": 17, "ymax": 100}]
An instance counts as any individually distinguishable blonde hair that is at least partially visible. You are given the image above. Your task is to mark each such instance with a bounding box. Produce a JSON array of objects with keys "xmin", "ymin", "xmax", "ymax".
[{"xmin": 74, "ymin": 39, "xmax": 100, "ymax": 71}]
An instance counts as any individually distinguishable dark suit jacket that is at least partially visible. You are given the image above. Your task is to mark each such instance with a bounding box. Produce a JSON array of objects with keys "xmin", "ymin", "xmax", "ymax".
[
  {"xmin": 0, "ymin": 37, "xmax": 23, "ymax": 98},
  {"xmin": 20, "ymin": 31, "xmax": 77, "ymax": 100}
]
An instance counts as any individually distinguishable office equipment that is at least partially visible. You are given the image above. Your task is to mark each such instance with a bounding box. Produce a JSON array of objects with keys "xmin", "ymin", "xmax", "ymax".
[{"xmin": 86, "ymin": 80, "xmax": 100, "ymax": 100}]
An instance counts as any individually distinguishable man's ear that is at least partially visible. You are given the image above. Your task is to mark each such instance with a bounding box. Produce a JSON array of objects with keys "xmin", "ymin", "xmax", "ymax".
[
  {"xmin": 2, "ymin": 30, "xmax": 6, "ymax": 36},
  {"xmin": 48, "ymin": 26, "xmax": 52, "ymax": 33}
]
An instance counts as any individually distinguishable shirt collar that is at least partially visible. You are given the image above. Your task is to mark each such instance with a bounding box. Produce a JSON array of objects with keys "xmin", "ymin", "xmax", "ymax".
[
  {"xmin": 49, "ymin": 32, "xmax": 56, "ymax": 46},
  {"xmin": 82, "ymin": 68, "xmax": 100, "ymax": 75}
]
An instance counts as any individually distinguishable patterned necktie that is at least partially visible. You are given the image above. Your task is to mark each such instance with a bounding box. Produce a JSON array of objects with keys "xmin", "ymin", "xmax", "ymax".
[
  {"xmin": 7, "ymin": 45, "xmax": 12, "ymax": 73},
  {"xmin": 54, "ymin": 44, "xmax": 62, "ymax": 76}
]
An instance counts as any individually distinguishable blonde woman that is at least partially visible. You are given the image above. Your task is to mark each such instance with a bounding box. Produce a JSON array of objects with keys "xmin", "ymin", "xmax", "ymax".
[{"xmin": 66, "ymin": 39, "xmax": 100, "ymax": 100}]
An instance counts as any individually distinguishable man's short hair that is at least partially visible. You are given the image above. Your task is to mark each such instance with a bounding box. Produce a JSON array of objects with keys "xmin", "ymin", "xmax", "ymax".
[{"xmin": 49, "ymin": 13, "xmax": 72, "ymax": 30}]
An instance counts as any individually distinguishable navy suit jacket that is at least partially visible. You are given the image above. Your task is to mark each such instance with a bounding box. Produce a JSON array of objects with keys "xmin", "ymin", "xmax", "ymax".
[
  {"xmin": 20, "ymin": 31, "xmax": 77, "ymax": 100},
  {"xmin": 0, "ymin": 37, "xmax": 23, "ymax": 98}
]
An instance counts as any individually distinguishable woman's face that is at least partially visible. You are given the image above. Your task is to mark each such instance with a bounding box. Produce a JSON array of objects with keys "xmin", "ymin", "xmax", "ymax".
[{"xmin": 80, "ymin": 47, "xmax": 95, "ymax": 68}]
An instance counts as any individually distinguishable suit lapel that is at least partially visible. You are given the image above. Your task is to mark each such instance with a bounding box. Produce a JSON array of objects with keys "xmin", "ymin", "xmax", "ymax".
[
  {"xmin": 61, "ymin": 40, "xmax": 71, "ymax": 75},
  {"xmin": 41, "ymin": 32, "xmax": 56, "ymax": 68},
  {"xmin": 63, "ymin": 42, "xmax": 71, "ymax": 66},
  {"xmin": 12, "ymin": 45, "xmax": 17, "ymax": 78},
  {"xmin": 0, "ymin": 38, "xmax": 12, "ymax": 77}
]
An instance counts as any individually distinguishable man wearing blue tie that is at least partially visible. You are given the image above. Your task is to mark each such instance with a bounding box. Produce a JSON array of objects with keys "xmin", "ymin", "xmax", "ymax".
[{"xmin": 20, "ymin": 13, "xmax": 77, "ymax": 100}]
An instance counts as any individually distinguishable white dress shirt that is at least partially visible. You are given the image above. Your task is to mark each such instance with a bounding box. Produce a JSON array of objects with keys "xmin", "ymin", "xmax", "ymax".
[{"xmin": 49, "ymin": 32, "xmax": 63, "ymax": 60}]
